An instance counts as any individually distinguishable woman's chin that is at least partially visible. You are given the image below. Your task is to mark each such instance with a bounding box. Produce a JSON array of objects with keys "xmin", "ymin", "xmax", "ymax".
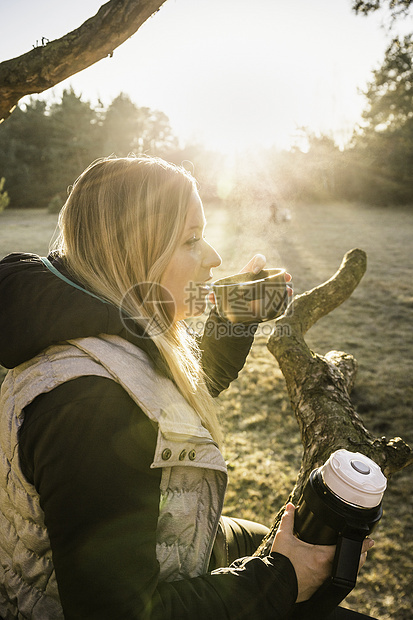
[{"xmin": 180, "ymin": 302, "xmax": 207, "ymax": 320}]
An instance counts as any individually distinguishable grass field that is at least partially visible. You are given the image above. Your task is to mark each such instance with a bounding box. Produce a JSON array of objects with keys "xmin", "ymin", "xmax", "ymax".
[{"xmin": 0, "ymin": 203, "xmax": 412, "ymax": 619}]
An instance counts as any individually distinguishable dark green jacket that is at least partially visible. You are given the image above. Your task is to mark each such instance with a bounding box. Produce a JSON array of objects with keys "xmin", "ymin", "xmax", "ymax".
[{"xmin": 0, "ymin": 253, "xmax": 297, "ymax": 620}]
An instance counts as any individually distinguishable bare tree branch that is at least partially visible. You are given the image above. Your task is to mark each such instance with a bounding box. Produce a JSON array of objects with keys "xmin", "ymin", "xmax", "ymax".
[
  {"xmin": 256, "ymin": 248, "xmax": 412, "ymax": 556},
  {"xmin": 0, "ymin": 0, "xmax": 167, "ymax": 123},
  {"xmin": 291, "ymin": 247, "xmax": 367, "ymax": 336}
]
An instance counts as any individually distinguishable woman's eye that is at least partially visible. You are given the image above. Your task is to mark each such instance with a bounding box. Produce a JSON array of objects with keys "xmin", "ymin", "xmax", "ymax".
[{"xmin": 186, "ymin": 236, "xmax": 200, "ymax": 247}]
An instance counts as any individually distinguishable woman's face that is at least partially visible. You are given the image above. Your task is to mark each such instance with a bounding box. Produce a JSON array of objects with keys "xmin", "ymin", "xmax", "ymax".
[{"xmin": 161, "ymin": 191, "xmax": 221, "ymax": 321}]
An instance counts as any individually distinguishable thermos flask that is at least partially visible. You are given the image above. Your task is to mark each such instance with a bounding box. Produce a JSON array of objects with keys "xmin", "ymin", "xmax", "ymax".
[{"xmin": 291, "ymin": 449, "xmax": 387, "ymax": 619}]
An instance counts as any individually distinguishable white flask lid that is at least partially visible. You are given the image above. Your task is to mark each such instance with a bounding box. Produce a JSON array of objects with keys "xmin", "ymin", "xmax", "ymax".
[{"xmin": 321, "ymin": 449, "xmax": 387, "ymax": 508}]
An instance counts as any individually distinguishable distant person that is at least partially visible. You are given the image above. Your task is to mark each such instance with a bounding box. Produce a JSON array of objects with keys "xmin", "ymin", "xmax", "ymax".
[
  {"xmin": 0, "ymin": 156, "xmax": 375, "ymax": 619},
  {"xmin": 270, "ymin": 200, "xmax": 279, "ymax": 224},
  {"xmin": 270, "ymin": 200, "xmax": 291, "ymax": 224}
]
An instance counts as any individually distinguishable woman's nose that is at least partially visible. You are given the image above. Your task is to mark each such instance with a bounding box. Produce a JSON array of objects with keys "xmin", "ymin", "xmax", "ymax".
[{"xmin": 203, "ymin": 242, "xmax": 222, "ymax": 269}]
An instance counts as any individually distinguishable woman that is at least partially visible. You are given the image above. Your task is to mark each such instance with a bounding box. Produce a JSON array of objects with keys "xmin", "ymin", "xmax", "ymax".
[{"xmin": 0, "ymin": 156, "xmax": 373, "ymax": 619}]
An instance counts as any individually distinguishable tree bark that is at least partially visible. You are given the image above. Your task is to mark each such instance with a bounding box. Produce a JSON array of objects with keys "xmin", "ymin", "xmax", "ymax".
[
  {"xmin": 256, "ymin": 248, "xmax": 413, "ymax": 556},
  {"xmin": 0, "ymin": 0, "xmax": 167, "ymax": 123}
]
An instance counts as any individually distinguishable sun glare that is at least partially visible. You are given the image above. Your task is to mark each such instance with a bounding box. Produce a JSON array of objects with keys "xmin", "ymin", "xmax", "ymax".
[
  {"xmin": 2, "ymin": 0, "xmax": 410, "ymax": 155},
  {"xmin": 116, "ymin": 0, "xmax": 396, "ymax": 155}
]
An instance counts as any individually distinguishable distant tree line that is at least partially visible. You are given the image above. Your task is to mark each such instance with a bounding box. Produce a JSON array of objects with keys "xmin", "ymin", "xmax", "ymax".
[
  {"xmin": 0, "ymin": 89, "xmax": 184, "ymax": 209},
  {"xmin": 0, "ymin": 34, "xmax": 412, "ymax": 209}
]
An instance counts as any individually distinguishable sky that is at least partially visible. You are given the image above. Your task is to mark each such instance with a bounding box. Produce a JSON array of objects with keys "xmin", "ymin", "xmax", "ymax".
[{"xmin": 1, "ymin": 0, "xmax": 412, "ymax": 153}]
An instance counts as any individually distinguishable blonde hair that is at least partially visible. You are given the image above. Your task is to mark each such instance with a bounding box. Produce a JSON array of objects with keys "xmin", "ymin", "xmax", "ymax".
[{"xmin": 53, "ymin": 156, "xmax": 222, "ymax": 445}]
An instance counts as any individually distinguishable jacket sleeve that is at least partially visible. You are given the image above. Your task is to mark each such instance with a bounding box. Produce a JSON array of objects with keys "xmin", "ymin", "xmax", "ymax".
[
  {"xmin": 19, "ymin": 376, "xmax": 297, "ymax": 620},
  {"xmin": 199, "ymin": 309, "xmax": 258, "ymax": 397}
]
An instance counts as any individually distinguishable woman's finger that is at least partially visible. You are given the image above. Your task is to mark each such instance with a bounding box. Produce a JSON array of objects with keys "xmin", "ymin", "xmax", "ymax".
[
  {"xmin": 359, "ymin": 538, "xmax": 374, "ymax": 571},
  {"xmin": 239, "ymin": 254, "xmax": 266, "ymax": 274},
  {"xmin": 278, "ymin": 503, "xmax": 295, "ymax": 533}
]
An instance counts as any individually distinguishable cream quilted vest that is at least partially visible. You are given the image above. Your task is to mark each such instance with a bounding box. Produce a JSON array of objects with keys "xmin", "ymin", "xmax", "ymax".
[{"xmin": 0, "ymin": 335, "xmax": 227, "ymax": 619}]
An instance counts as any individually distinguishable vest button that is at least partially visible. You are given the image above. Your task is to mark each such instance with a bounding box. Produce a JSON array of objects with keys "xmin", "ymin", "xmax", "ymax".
[
  {"xmin": 188, "ymin": 450, "xmax": 196, "ymax": 461},
  {"xmin": 162, "ymin": 448, "xmax": 172, "ymax": 461},
  {"xmin": 179, "ymin": 450, "xmax": 187, "ymax": 461}
]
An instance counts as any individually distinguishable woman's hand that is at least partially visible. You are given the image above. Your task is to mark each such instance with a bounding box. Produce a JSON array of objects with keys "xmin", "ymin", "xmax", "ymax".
[
  {"xmin": 271, "ymin": 504, "xmax": 374, "ymax": 603},
  {"xmin": 238, "ymin": 253, "xmax": 293, "ymax": 292},
  {"xmin": 271, "ymin": 504, "xmax": 335, "ymax": 603}
]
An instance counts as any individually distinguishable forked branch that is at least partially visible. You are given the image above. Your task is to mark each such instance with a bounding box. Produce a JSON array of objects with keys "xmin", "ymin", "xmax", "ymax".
[{"xmin": 256, "ymin": 248, "xmax": 412, "ymax": 556}]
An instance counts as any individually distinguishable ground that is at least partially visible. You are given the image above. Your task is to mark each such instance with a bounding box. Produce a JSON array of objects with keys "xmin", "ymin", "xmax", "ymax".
[{"xmin": 0, "ymin": 201, "xmax": 412, "ymax": 619}]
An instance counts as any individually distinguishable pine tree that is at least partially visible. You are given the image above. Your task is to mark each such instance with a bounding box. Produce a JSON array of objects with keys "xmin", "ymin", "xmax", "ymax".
[{"xmin": 348, "ymin": 35, "xmax": 413, "ymax": 204}]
